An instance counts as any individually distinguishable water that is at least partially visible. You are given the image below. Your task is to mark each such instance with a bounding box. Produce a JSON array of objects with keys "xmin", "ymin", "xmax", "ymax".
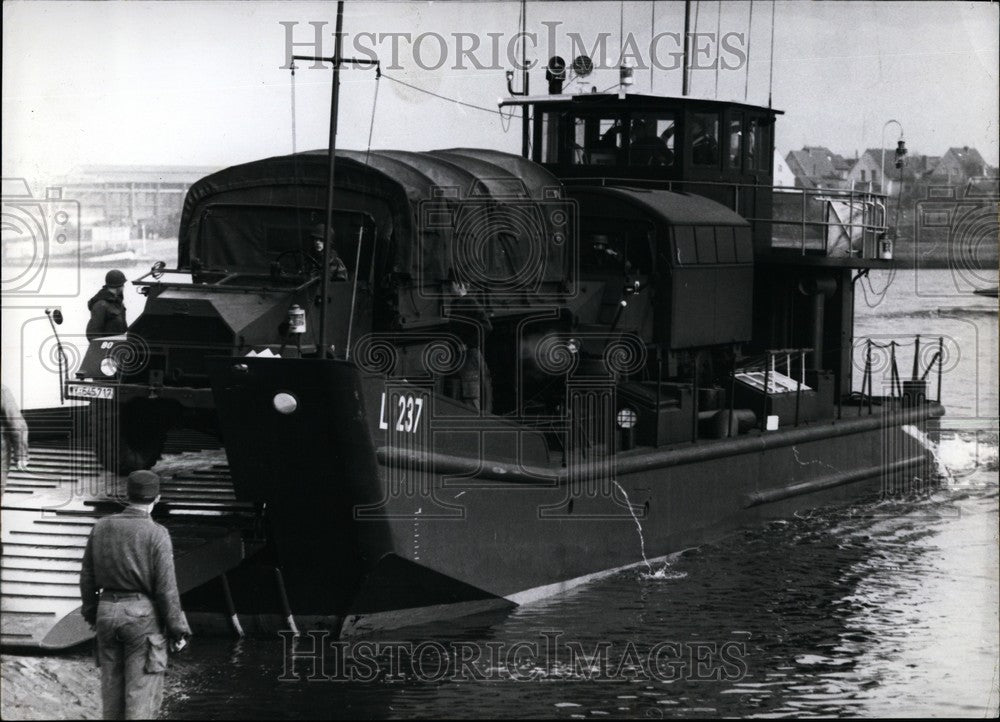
[
  {"xmin": 2, "ymin": 265, "xmax": 998, "ymax": 717},
  {"xmin": 158, "ymin": 474, "xmax": 997, "ymax": 719}
]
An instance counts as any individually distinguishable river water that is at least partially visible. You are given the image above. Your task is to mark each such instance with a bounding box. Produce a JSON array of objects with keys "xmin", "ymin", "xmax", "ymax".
[{"xmin": 1, "ymin": 264, "xmax": 997, "ymax": 718}]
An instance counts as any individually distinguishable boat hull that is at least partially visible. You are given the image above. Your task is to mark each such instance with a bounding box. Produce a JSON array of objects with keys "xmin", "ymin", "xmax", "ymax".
[{"xmin": 195, "ymin": 357, "xmax": 943, "ymax": 636}]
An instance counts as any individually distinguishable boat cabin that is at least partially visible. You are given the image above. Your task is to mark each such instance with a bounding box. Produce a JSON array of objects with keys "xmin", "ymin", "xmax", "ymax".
[
  {"xmin": 525, "ymin": 94, "xmax": 776, "ymax": 185},
  {"xmin": 502, "ymin": 92, "xmax": 892, "ymax": 266}
]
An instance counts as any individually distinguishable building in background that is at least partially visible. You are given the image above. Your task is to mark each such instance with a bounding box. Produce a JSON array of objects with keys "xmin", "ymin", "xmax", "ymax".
[
  {"xmin": 784, "ymin": 147, "xmax": 852, "ymax": 189},
  {"xmin": 788, "ymin": 145, "xmax": 995, "ymax": 195},
  {"xmin": 843, "ymin": 151, "xmax": 884, "ymax": 191},
  {"xmin": 772, "ymin": 149, "xmax": 796, "ymax": 187},
  {"xmin": 928, "ymin": 147, "xmax": 990, "ymax": 184},
  {"xmin": 56, "ymin": 165, "xmax": 217, "ymax": 251}
]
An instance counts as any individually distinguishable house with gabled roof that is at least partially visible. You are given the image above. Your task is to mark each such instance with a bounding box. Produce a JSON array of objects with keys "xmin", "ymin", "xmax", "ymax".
[
  {"xmin": 772, "ymin": 149, "xmax": 796, "ymax": 187},
  {"xmin": 929, "ymin": 146, "xmax": 989, "ymax": 182},
  {"xmin": 785, "ymin": 147, "xmax": 851, "ymax": 189}
]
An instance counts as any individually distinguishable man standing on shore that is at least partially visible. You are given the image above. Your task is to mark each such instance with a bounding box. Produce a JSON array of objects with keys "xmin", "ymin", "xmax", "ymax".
[{"xmin": 80, "ymin": 470, "xmax": 191, "ymax": 719}]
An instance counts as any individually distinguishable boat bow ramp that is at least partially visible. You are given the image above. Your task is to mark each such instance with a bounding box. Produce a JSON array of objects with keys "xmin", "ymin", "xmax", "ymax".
[{"xmin": 1, "ymin": 429, "xmax": 252, "ymax": 650}]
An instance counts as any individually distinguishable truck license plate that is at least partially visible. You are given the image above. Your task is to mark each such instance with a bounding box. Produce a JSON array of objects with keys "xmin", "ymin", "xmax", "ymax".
[{"xmin": 67, "ymin": 384, "xmax": 114, "ymax": 400}]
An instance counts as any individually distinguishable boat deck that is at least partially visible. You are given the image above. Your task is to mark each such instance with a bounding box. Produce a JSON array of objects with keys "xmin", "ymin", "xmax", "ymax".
[{"xmin": 1, "ymin": 433, "xmax": 255, "ymax": 650}]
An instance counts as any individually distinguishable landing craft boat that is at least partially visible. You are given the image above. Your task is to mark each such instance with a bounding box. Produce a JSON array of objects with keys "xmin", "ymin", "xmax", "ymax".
[{"xmin": 64, "ymin": 30, "xmax": 946, "ymax": 637}]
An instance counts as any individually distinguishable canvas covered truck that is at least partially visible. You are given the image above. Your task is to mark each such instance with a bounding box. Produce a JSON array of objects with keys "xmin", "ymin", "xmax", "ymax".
[{"xmin": 67, "ymin": 148, "xmax": 574, "ymax": 473}]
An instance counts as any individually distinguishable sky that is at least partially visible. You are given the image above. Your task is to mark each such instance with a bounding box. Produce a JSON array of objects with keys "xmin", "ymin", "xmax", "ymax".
[{"xmin": 2, "ymin": 0, "xmax": 998, "ymax": 183}]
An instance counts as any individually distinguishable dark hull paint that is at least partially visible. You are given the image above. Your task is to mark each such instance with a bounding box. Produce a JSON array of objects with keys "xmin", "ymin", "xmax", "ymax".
[{"xmin": 197, "ymin": 357, "xmax": 943, "ymax": 635}]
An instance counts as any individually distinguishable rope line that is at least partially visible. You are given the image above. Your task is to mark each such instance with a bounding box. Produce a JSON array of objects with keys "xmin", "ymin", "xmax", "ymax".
[
  {"xmin": 381, "ymin": 71, "xmax": 524, "ymax": 120},
  {"xmin": 363, "ymin": 71, "xmax": 381, "ymax": 166}
]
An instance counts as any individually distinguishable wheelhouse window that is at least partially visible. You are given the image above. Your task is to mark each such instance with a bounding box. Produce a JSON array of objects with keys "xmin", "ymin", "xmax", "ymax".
[
  {"xmin": 569, "ymin": 115, "xmax": 625, "ymax": 165},
  {"xmin": 540, "ymin": 111, "xmax": 562, "ymax": 164},
  {"xmin": 691, "ymin": 112, "xmax": 720, "ymax": 166},
  {"xmin": 728, "ymin": 113, "xmax": 744, "ymax": 169},
  {"xmin": 538, "ymin": 111, "xmax": 627, "ymax": 165},
  {"xmin": 748, "ymin": 116, "xmax": 770, "ymax": 171},
  {"xmin": 628, "ymin": 112, "xmax": 676, "ymax": 166}
]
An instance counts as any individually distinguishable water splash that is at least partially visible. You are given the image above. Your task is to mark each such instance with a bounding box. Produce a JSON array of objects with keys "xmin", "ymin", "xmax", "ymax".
[
  {"xmin": 639, "ymin": 565, "xmax": 687, "ymax": 581},
  {"xmin": 902, "ymin": 424, "xmax": 957, "ymax": 485},
  {"xmin": 611, "ymin": 479, "xmax": 652, "ymax": 575}
]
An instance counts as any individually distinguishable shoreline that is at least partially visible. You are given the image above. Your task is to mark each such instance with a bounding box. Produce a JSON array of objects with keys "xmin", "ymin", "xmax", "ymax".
[
  {"xmin": 2, "ymin": 651, "xmax": 101, "ymax": 720},
  {"xmin": 1, "ymin": 650, "xmax": 187, "ymax": 720}
]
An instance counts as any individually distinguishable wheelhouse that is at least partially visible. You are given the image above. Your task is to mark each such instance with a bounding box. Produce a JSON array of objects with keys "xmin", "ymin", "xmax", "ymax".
[
  {"xmin": 502, "ymin": 92, "xmax": 891, "ymax": 266},
  {"xmin": 529, "ymin": 94, "xmax": 776, "ymax": 185}
]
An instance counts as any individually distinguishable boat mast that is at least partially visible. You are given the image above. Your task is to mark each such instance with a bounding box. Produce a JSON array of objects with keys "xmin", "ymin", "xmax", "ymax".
[
  {"xmin": 318, "ymin": 0, "xmax": 345, "ymax": 357},
  {"xmin": 520, "ymin": 0, "xmax": 530, "ymax": 156},
  {"xmin": 682, "ymin": 0, "xmax": 692, "ymax": 96}
]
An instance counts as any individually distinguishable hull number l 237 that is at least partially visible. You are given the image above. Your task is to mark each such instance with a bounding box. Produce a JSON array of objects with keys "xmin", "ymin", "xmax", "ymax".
[{"xmin": 378, "ymin": 392, "xmax": 424, "ymax": 434}]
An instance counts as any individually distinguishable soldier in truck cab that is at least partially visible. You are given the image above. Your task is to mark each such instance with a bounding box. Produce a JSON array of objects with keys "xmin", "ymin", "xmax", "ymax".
[
  {"xmin": 309, "ymin": 223, "xmax": 349, "ymax": 281},
  {"xmin": 86, "ymin": 269, "xmax": 128, "ymax": 341}
]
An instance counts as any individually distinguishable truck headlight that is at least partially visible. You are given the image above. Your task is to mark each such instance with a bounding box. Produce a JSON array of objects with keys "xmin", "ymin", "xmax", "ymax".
[
  {"xmin": 616, "ymin": 408, "xmax": 637, "ymax": 429},
  {"xmin": 100, "ymin": 357, "xmax": 119, "ymax": 377},
  {"xmin": 273, "ymin": 392, "xmax": 298, "ymax": 415}
]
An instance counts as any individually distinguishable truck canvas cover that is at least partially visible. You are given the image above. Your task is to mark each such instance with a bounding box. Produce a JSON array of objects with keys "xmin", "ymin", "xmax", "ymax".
[{"xmin": 178, "ymin": 149, "xmax": 572, "ymax": 294}]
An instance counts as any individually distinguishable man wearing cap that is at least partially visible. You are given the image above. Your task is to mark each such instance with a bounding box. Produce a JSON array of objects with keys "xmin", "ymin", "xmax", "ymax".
[
  {"xmin": 309, "ymin": 224, "xmax": 349, "ymax": 281},
  {"xmin": 86, "ymin": 269, "xmax": 129, "ymax": 341},
  {"xmin": 80, "ymin": 470, "xmax": 191, "ymax": 719}
]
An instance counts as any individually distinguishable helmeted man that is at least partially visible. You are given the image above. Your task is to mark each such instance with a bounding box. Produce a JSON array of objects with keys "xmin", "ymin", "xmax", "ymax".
[
  {"xmin": 309, "ymin": 223, "xmax": 348, "ymax": 281},
  {"xmin": 80, "ymin": 470, "xmax": 191, "ymax": 720},
  {"xmin": 86, "ymin": 269, "xmax": 128, "ymax": 341}
]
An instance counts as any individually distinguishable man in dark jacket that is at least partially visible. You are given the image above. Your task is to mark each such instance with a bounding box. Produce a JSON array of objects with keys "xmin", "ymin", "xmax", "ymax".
[
  {"xmin": 80, "ymin": 470, "xmax": 191, "ymax": 719},
  {"xmin": 86, "ymin": 269, "xmax": 128, "ymax": 341}
]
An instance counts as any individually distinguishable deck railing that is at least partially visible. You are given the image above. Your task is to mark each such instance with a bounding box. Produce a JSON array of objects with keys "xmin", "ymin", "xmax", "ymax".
[
  {"xmin": 767, "ymin": 186, "xmax": 889, "ymax": 259},
  {"xmin": 855, "ymin": 335, "xmax": 945, "ymax": 414}
]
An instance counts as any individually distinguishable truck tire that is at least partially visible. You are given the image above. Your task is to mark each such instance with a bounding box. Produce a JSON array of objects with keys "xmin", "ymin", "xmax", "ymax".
[{"xmin": 89, "ymin": 399, "xmax": 167, "ymax": 475}]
